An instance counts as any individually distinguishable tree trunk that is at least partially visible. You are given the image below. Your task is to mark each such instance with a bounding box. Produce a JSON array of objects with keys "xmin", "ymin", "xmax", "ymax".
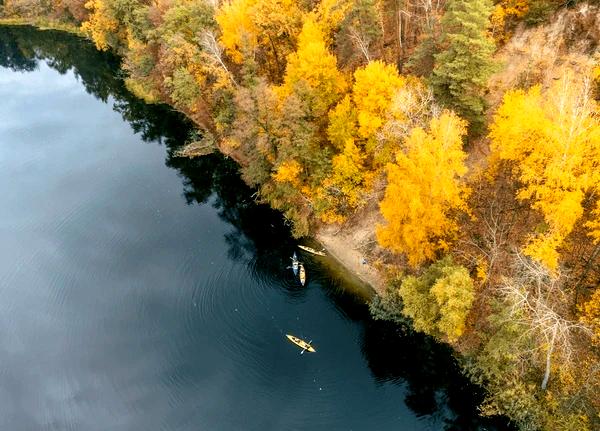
[{"xmin": 541, "ymin": 329, "xmax": 556, "ymax": 390}]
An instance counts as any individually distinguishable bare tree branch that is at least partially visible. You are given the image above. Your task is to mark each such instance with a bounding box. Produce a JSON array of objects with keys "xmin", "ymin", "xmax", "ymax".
[
  {"xmin": 197, "ymin": 29, "xmax": 237, "ymax": 87},
  {"xmin": 500, "ymin": 254, "xmax": 593, "ymax": 389},
  {"xmin": 349, "ymin": 27, "xmax": 371, "ymax": 63}
]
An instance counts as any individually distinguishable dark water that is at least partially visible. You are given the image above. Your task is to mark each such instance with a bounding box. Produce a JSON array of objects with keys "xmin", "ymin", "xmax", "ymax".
[{"xmin": 0, "ymin": 26, "xmax": 509, "ymax": 431}]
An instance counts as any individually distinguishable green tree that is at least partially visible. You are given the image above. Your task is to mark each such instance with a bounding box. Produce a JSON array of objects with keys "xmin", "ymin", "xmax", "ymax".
[
  {"xmin": 227, "ymin": 78, "xmax": 321, "ymax": 237},
  {"xmin": 397, "ymin": 257, "xmax": 475, "ymax": 342},
  {"xmin": 431, "ymin": 0, "xmax": 496, "ymax": 133}
]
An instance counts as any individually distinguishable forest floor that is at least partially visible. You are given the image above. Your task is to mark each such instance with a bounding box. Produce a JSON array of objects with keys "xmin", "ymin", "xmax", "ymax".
[{"xmin": 488, "ymin": 3, "xmax": 599, "ymax": 106}]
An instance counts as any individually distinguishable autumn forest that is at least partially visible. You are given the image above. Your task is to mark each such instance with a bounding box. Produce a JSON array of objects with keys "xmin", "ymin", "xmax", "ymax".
[{"xmin": 1, "ymin": 0, "xmax": 599, "ymax": 427}]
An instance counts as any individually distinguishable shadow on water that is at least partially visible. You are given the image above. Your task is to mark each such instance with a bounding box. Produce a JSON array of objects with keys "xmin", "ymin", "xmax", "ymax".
[{"xmin": 0, "ymin": 25, "xmax": 512, "ymax": 430}]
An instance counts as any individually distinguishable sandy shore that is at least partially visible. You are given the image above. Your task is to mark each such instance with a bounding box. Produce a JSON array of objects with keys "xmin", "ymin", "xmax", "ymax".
[{"xmin": 315, "ymin": 208, "xmax": 387, "ymax": 296}]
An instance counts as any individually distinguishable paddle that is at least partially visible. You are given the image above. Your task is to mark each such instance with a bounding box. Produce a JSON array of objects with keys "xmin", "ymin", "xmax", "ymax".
[{"xmin": 300, "ymin": 340, "xmax": 312, "ymax": 355}]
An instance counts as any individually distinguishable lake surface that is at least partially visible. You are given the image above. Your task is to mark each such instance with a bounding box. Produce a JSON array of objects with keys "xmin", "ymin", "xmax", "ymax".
[{"xmin": 0, "ymin": 26, "xmax": 508, "ymax": 431}]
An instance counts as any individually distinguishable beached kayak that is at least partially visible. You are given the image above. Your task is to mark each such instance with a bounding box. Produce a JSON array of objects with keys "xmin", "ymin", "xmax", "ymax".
[{"xmin": 298, "ymin": 245, "xmax": 326, "ymax": 256}]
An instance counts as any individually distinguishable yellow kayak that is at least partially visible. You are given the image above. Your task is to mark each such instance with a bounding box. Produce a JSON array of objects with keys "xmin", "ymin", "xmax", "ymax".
[
  {"xmin": 299, "ymin": 263, "xmax": 306, "ymax": 286},
  {"xmin": 298, "ymin": 245, "xmax": 326, "ymax": 256},
  {"xmin": 286, "ymin": 334, "xmax": 316, "ymax": 353}
]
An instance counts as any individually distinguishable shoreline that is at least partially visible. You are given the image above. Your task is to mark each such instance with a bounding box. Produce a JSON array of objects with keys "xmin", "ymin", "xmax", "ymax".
[
  {"xmin": 0, "ymin": 18, "xmax": 82, "ymax": 35},
  {"xmin": 0, "ymin": 19, "xmax": 390, "ymax": 302},
  {"xmin": 316, "ymin": 222, "xmax": 386, "ymax": 297},
  {"xmin": 217, "ymin": 133, "xmax": 390, "ymax": 299}
]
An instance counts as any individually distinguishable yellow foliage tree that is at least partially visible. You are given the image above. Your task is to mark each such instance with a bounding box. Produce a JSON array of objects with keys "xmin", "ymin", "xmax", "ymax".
[
  {"xmin": 268, "ymin": 17, "xmax": 350, "ymax": 225},
  {"xmin": 273, "ymin": 159, "xmax": 302, "ymax": 185},
  {"xmin": 327, "ymin": 95, "xmax": 356, "ymax": 150},
  {"xmin": 215, "ymin": 0, "xmax": 258, "ymax": 64},
  {"xmin": 327, "ymin": 60, "xmax": 411, "ymax": 168},
  {"xmin": 81, "ymin": 0, "xmax": 123, "ymax": 51},
  {"xmin": 82, "ymin": 0, "xmax": 146, "ymax": 52},
  {"xmin": 278, "ymin": 17, "xmax": 347, "ymax": 117},
  {"xmin": 315, "ymin": 138, "xmax": 372, "ymax": 222},
  {"xmin": 352, "ymin": 60, "xmax": 406, "ymax": 141},
  {"xmin": 328, "ymin": 139, "xmax": 368, "ymax": 207},
  {"xmin": 490, "ymin": 0, "xmax": 528, "ymax": 43},
  {"xmin": 377, "ymin": 112, "xmax": 470, "ymax": 266},
  {"xmin": 489, "ymin": 73, "xmax": 600, "ymax": 270},
  {"xmin": 314, "ymin": 0, "xmax": 353, "ymax": 38},
  {"xmin": 216, "ymin": 0, "xmax": 302, "ymax": 78},
  {"xmin": 323, "ymin": 67, "xmax": 429, "ymax": 222},
  {"xmin": 580, "ymin": 287, "xmax": 600, "ymax": 345}
]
